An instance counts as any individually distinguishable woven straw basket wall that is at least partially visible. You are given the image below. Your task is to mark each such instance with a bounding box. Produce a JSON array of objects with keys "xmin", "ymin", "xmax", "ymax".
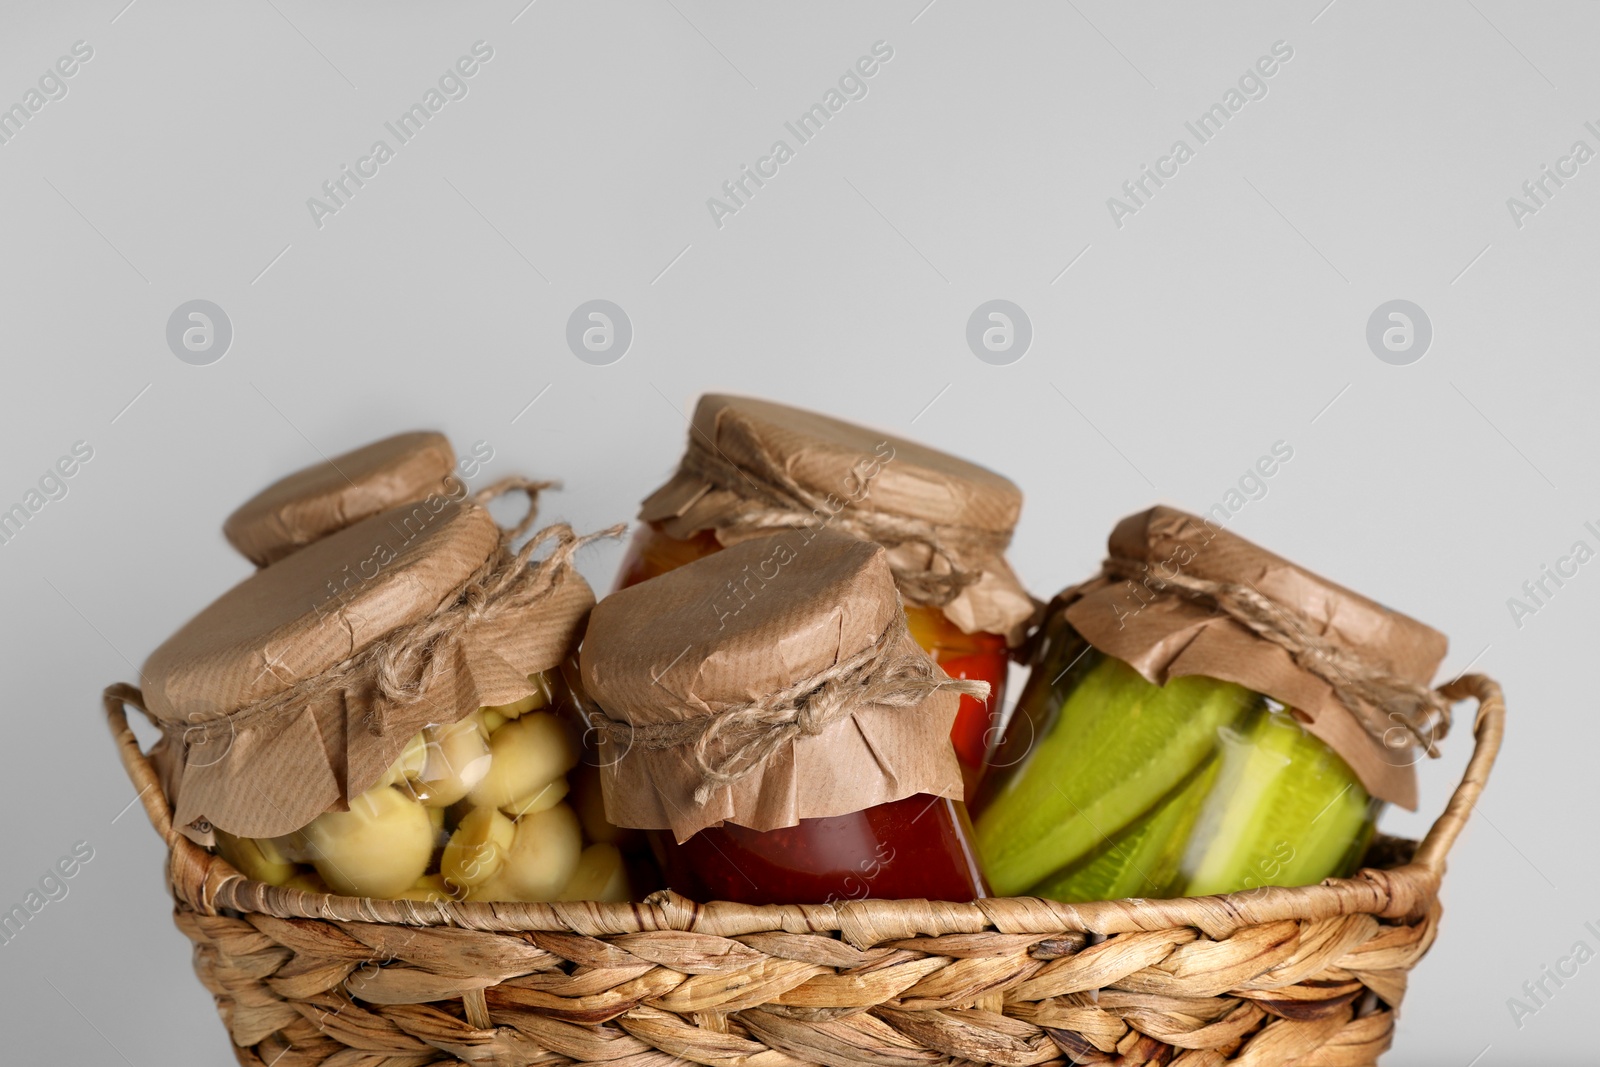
[{"xmin": 104, "ymin": 674, "xmax": 1503, "ymax": 1067}]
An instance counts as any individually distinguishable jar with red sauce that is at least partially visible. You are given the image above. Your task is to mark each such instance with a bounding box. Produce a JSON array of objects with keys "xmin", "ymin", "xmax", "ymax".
[
  {"xmin": 581, "ymin": 529, "xmax": 988, "ymax": 906},
  {"xmin": 615, "ymin": 394, "xmax": 1034, "ymax": 800}
]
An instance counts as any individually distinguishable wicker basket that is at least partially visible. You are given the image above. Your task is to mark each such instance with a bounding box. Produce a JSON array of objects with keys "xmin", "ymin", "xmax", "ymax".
[{"xmin": 104, "ymin": 674, "xmax": 1503, "ymax": 1067}]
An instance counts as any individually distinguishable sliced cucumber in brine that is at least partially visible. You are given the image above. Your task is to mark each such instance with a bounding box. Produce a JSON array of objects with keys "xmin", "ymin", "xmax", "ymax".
[
  {"xmin": 976, "ymin": 657, "xmax": 1258, "ymax": 896},
  {"xmin": 1178, "ymin": 704, "xmax": 1374, "ymax": 898},
  {"xmin": 1029, "ymin": 754, "xmax": 1220, "ymax": 903}
]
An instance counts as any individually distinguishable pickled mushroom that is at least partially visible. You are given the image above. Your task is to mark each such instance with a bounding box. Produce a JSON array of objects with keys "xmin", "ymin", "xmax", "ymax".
[
  {"xmin": 215, "ymin": 830, "xmax": 296, "ymax": 886},
  {"xmin": 502, "ymin": 777, "xmax": 569, "ymax": 818},
  {"xmin": 496, "ymin": 802, "xmax": 582, "ymax": 902},
  {"xmin": 395, "ymin": 874, "xmax": 458, "ymax": 902},
  {"xmin": 376, "ymin": 733, "xmax": 428, "ymax": 789},
  {"xmin": 302, "ymin": 786, "xmax": 434, "ymax": 898},
  {"xmin": 418, "ymin": 715, "xmax": 492, "ymax": 808},
  {"xmin": 441, "ymin": 806, "xmax": 515, "ymax": 890},
  {"xmin": 283, "ymin": 869, "xmax": 330, "ymax": 895},
  {"xmin": 467, "ymin": 712, "xmax": 578, "ymax": 811},
  {"xmin": 557, "ymin": 843, "xmax": 629, "ymax": 902}
]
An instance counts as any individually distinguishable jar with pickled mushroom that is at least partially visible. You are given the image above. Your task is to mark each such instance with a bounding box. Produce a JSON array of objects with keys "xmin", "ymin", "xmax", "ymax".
[
  {"xmin": 615, "ymin": 394, "xmax": 1035, "ymax": 800},
  {"xmin": 584, "ymin": 530, "xmax": 989, "ymax": 906},
  {"xmin": 142, "ymin": 488, "xmax": 629, "ymax": 904},
  {"xmin": 975, "ymin": 506, "xmax": 1451, "ymax": 902}
]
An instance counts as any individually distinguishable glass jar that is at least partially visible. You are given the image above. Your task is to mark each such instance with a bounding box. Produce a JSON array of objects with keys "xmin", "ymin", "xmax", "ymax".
[
  {"xmin": 144, "ymin": 491, "xmax": 630, "ymax": 904},
  {"xmin": 651, "ymin": 793, "xmax": 986, "ymax": 906},
  {"xmin": 212, "ymin": 668, "xmax": 631, "ymax": 903},
  {"xmin": 617, "ymin": 522, "xmax": 1011, "ymax": 799},
  {"xmin": 975, "ymin": 505, "xmax": 1449, "ymax": 902},
  {"xmin": 976, "ymin": 615, "xmax": 1379, "ymax": 902},
  {"xmin": 616, "ymin": 395, "xmax": 1033, "ymax": 800},
  {"xmin": 585, "ymin": 530, "xmax": 991, "ymax": 906}
]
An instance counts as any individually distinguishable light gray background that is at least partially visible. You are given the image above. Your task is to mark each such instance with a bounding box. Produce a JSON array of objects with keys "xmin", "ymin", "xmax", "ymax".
[{"xmin": 0, "ymin": 1, "xmax": 1592, "ymax": 1062}]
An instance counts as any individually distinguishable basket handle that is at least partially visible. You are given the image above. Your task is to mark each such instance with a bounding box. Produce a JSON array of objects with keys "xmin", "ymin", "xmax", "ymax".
[
  {"xmin": 1410, "ymin": 673, "xmax": 1505, "ymax": 876},
  {"xmin": 103, "ymin": 683, "xmax": 182, "ymax": 847}
]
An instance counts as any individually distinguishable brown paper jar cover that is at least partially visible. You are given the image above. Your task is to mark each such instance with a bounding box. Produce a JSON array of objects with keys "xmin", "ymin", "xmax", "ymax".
[
  {"xmin": 580, "ymin": 530, "xmax": 964, "ymax": 842},
  {"xmin": 224, "ymin": 431, "xmax": 459, "ymax": 566},
  {"xmin": 144, "ymin": 497, "xmax": 596, "ymax": 842},
  {"xmin": 637, "ymin": 394, "xmax": 1034, "ymax": 643},
  {"xmin": 1061, "ymin": 505, "xmax": 1448, "ymax": 810}
]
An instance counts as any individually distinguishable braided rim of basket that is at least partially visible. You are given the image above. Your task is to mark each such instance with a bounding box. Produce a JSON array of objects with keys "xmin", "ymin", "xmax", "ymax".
[{"xmin": 103, "ymin": 675, "xmax": 1502, "ymax": 948}]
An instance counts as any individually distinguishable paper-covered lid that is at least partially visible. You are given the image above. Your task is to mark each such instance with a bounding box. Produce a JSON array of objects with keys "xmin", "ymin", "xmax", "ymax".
[
  {"xmin": 638, "ymin": 394, "xmax": 1034, "ymax": 643},
  {"xmin": 145, "ymin": 498, "xmax": 597, "ymax": 841},
  {"xmin": 224, "ymin": 431, "xmax": 459, "ymax": 566},
  {"xmin": 1060, "ymin": 506, "xmax": 1449, "ymax": 810},
  {"xmin": 580, "ymin": 530, "xmax": 972, "ymax": 841}
]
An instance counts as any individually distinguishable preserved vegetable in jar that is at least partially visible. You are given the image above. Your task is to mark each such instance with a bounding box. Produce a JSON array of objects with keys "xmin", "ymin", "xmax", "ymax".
[
  {"xmin": 976, "ymin": 507, "xmax": 1450, "ymax": 902},
  {"xmin": 615, "ymin": 394, "xmax": 1032, "ymax": 799},
  {"xmin": 582, "ymin": 530, "xmax": 990, "ymax": 906},
  {"xmin": 143, "ymin": 488, "xmax": 628, "ymax": 903}
]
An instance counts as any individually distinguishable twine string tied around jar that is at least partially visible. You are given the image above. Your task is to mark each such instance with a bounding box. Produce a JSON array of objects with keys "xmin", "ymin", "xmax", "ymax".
[
  {"xmin": 678, "ymin": 430, "xmax": 1009, "ymax": 608},
  {"xmin": 589, "ymin": 608, "xmax": 990, "ymax": 805},
  {"xmin": 1101, "ymin": 555, "xmax": 1452, "ymax": 758},
  {"xmin": 172, "ymin": 520, "xmax": 624, "ymax": 745}
]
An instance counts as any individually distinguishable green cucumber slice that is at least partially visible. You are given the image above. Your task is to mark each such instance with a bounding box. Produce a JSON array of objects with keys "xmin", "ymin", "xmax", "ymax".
[
  {"xmin": 975, "ymin": 657, "xmax": 1257, "ymax": 895},
  {"xmin": 1029, "ymin": 754, "xmax": 1221, "ymax": 902},
  {"xmin": 1179, "ymin": 705, "xmax": 1374, "ymax": 898}
]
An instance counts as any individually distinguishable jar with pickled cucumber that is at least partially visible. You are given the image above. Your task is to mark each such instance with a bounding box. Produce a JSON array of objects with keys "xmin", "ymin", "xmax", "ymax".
[
  {"xmin": 975, "ymin": 506, "xmax": 1450, "ymax": 902},
  {"xmin": 143, "ymin": 486, "xmax": 631, "ymax": 904},
  {"xmin": 617, "ymin": 393, "xmax": 1035, "ymax": 800}
]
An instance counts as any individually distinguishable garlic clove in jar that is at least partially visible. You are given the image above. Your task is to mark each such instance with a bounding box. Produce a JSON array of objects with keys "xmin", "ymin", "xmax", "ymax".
[
  {"xmin": 302, "ymin": 786, "xmax": 434, "ymax": 898},
  {"xmin": 215, "ymin": 830, "xmax": 296, "ymax": 886},
  {"xmin": 496, "ymin": 802, "xmax": 582, "ymax": 902},
  {"xmin": 441, "ymin": 806, "xmax": 515, "ymax": 890},
  {"xmin": 418, "ymin": 715, "xmax": 493, "ymax": 808},
  {"xmin": 468, "ymin": 712, "xmax": 578, "ymax": 811},
  {"xmin": 501, "ymin": 777, "xmax": 569, "ymax": 818},
  {"xmin": 557, "ymin": 843, "xmax": 629, "ymax": 902}
]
